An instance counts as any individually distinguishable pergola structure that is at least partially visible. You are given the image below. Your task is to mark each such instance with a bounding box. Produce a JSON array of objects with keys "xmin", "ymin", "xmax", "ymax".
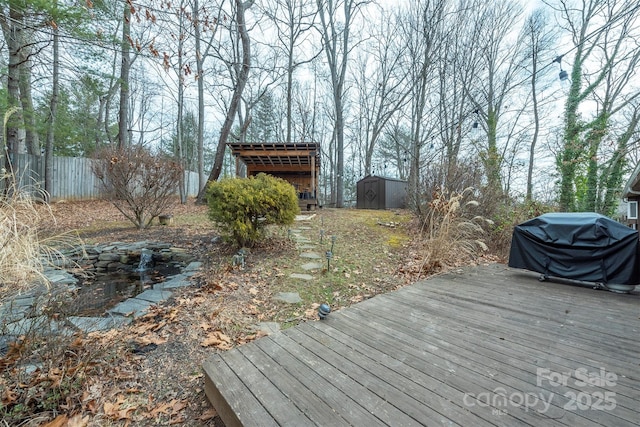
[{"xmin": 227, "ymin": 142, "xmax": 321, "ymax": 210}]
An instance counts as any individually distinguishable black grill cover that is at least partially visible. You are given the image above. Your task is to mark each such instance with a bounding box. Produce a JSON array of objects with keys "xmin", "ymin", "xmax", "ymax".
[{"xmin": 508, "ymin": 213, "xmax": 640, "ymax": 285}]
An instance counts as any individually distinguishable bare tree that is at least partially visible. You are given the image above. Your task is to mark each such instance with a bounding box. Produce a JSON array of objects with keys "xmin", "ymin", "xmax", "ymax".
[
  {"xmin": 353, "ymin": 9, "xmax": 410, "ymax": 176},
  {"xmin": 315, "ymin": 0, "xmax": 367, "ymax": 208},
  {"xmin": 551, "ymin": 0, "xmax": 640, "ymax": 211},
  {"xmin": 521, "ymin": 9, "xmax": 555, "ymax": 201},
  {"xmin": 192, "ymin": 0, "xmax": 222, "ymax": 193},
  {"xmin": 399, "ymin": 0, "xmax": 447, "ymax": 213},
  {"xmin": 117, "ymin": 3, "xmax": 132, "ymax": 149},
  {"xmin": 197, "ymin": 0, "xmax": 255, "ymax": 203},
  {"xmin": 466, "ymin": 0, "xmax": 526, "ymax": 199},
  {"xmin": 261, "ymin": 0, "xmax": 319, "ymax": 143},
  {"xmin": 45, "ymin": 5, "xmax": 59, "ymax": 201},
  {"xmin": 581, "ymin": 11, "xmax": 640, "ymax": 213},
  {"xmin": 434, "ymin": 0, "xmax": 481, "ymax": 191}
]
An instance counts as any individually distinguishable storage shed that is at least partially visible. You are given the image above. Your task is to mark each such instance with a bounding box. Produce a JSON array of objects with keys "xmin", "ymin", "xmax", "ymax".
[{"xmin": 356, "ymin": 175, "xmax": 407, "ymax": 209}]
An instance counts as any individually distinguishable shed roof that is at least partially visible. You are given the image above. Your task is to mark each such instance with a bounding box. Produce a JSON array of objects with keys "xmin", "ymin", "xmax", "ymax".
[
  {"xmin": 227, "ymin": 142, "xmax": 320, "ymax": 168},
  {"xmin": 357, "ymin": 174, "xmax": 407, "ymax": 184}
]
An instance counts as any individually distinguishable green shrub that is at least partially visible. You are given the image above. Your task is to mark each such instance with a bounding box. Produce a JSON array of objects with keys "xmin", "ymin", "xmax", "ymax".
[{"xmin": 207, "ymin": 173, "xmax": 300, "ymax": 247}]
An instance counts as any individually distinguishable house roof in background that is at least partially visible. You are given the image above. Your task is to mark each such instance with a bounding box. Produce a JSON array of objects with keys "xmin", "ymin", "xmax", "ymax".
[{"xmin": 622, "ymin": 161, "xmax": 640, "ymax": 198}]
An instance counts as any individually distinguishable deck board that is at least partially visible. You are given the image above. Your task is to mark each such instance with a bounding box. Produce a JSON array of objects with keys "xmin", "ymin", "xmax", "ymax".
[{"xmin": 203, "ymin": 264, "xmax": 640, "ymax": 426}]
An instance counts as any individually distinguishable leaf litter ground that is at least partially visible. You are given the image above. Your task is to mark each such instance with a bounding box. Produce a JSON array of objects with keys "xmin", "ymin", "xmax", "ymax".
[{"xmin": 7, "ymin": 199, "xmax": 457, "ymax": 426}]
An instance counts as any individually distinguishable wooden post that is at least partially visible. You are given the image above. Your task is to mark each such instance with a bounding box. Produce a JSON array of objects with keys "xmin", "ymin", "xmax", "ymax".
[{"xmin": 311, "ymin": 152, "xmax": 315, "ymax": 199}]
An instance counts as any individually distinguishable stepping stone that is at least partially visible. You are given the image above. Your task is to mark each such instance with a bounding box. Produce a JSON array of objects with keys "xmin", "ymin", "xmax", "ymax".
[
  {"xmin": 184, "ymin": 261, "xmax": 203, "ymax": 272},
  {"xmin": 254, "ymin": 322, "xmax": 280, "ymax": 335},
  {"xmin": 3, "ymin": 316, "xmax": 57, "ymax": 336},
  {"xmin": 301, "ymin": 262, "xmax": 323, "ymax": 271},
  {"xmin": 274, "ymin": 292, "xmax": 302, "ymax": 304},
  {"xmin": 298, "ymin": 245, "xmax": 316, "ymax": 250},
  {"xmin": 45, "ymin": 272, "xmax": 78, "ymax": 285},
  {"xmin": 290, "ymin": 273, "xmax": 314, "ymax": 281},
  {"xmin": 154, "ymin": 274, "xmax": 191, "ymax": 290},
  {"xmin": 68, "ymin": 316, "xmax": 131, "ymax": 333},
  {"xmin": 300, "ymin": 252, "xmax": 322, "ymax": 259},
  {"xmin": 134, "ymin": 289, "xmax": 173, "ymax": 303},
  {"xmin": 108, "ymin": 298, "xmax": 152, "ymax": 318}
]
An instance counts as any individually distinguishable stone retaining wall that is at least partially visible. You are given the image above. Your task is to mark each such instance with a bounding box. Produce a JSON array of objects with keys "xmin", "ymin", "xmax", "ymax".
[{"xmin": 60, "ymin": 241, "xmax": 195, "ymax": 273}]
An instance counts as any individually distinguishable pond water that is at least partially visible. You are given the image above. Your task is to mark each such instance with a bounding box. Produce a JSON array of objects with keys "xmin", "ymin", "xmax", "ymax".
[{"xmin": 71, "ymin": 263, "xmax": 182, "ymax": 316}]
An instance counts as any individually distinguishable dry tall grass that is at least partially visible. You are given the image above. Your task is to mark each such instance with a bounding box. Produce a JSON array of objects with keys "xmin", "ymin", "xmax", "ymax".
[
  {"xmin": 419, "ymin": 187, "xmax": 493, "ymax": 274},
  {"xmin": 0, "ymin": 172, "xmax": 85, "ymax": 300},
  {"xmin": 0, "ymin": 172, "xmax": 91, "ymax": 424},
  {"xmin": 0, "ymin": 174, "xmax": 50, "ymax": 297}
]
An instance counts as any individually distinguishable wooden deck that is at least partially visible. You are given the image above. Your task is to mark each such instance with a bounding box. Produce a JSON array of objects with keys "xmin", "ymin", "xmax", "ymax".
[{"xmin": 203, "ymin": 264, "xmax": 640, "ymax": 426}]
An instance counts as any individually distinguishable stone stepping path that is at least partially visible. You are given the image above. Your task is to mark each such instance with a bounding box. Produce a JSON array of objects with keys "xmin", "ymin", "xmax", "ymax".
[
  {"xmin": 301, "ymin": 262, "xmax": 323, "ymax": 271},
  {"xmin": 274, "ymin": 292, "xmax": 302, "ymax": 304},
  {"xmin": 254, "ymin": 322, "xmax": 280, "ymax": 335},
  {"xmin": 263, "ymin": 215, "xmax": 325, "ymax": 329},
  {"xmin": 300, "ymin": 252, "xmax": 322, "ymax": 259}
]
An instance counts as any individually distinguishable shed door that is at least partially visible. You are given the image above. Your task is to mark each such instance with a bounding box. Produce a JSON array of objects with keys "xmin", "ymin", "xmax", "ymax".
[{"xmin": 364, "ymin": 180, "xmax": 379, "ymax": 209}]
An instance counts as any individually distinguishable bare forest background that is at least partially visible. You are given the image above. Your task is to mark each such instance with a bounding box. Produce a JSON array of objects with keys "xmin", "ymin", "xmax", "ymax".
[{"xmin": 2, "ymin": 0, "xmax": 640, "ymax": 216}]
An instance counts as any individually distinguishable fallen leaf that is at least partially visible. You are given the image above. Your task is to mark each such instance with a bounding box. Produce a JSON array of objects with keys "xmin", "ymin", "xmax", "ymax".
[
  {"xmin": 199, "ymin": 408, "xmax": 217, "ymax": 421},
  {"xmin": 104, "ymin": 395, "xmax": 135, "ymax": 420},
  {"xmin": 150, "ymin": 402, "xmax": 172, "ymax": 416},
  {"xmin": 2, "ymin": 388, "xmax": 18, "ymax": 405},
  {"xmin": 42, "ymin": 415, "xmax": 67, "ymax": 427},
  {"xmin": 170, "ymin": 399, "xmax": 187, "ymax": 412},
  {"xmin": 150, "ymin": 399, "xmax": 187, "ymax": 417},
  {"xmin": 85, "ymin": 399, "xmax": 98, "ymax": 413},
  {"xmin": 169, "ymin": 415, "xmax": 186, "ymax": 425},
  {"xmin": 201, "ymin": 331, "xmax": 233, "ymax": 350},
  {"xmin": 67, "ymin": 414, "xmax": 90, "ymax": 427},
  {"xmin": 134, "ymin": 334, "xmax": 168, "ymax": 346}
]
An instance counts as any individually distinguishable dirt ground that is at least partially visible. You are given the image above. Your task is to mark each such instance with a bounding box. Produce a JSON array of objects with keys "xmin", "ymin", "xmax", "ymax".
[{"xmin": 6, "ymin": 199, "xmax": 430, "ymax": 426}]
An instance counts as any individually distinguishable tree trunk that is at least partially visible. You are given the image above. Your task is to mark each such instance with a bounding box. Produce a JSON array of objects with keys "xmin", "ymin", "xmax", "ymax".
[
  {"xmin": 3, "ymin": 4, "xmax": 25, "ymax": 159},
  {"xmin": 194, "ymin": 0, "xmax": 207, "ymax": 194},
  {"xmin": 177, "ymin": 1, "xmax": 186, "ymax": 204},
  {"xmin": 18, "ymin": 41, "xmax": 39, "ymax": 156},
  {"xmin": 117, "ymin": 4, "xmax": 131, "ymax": 149},
  {"xmin": 526, "ymin": 55, "xmax": 540, "ymax": 201},
  {"xmin": 197, "ymin": 0, "xmax": 255, "ymax": 203},
  {"xmin": 45, "ymin": 18, "xmax": 59, "ymax": 201}
]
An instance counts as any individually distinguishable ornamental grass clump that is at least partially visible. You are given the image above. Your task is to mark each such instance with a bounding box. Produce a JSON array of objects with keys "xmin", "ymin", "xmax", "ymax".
[
  {"xmin": 419, "ymin": 187, "xmax": 493, "ymax": 274},
  {"xmin": 0, "ymin": 174, "xmax": 51, "ymax": 297},
  {"xmin": 0, "ymin": 173, "xmax": 92, "ymax": 425},
  {"xmin": 0, "ymin": 173, "xmax": 82, "ymax": 299},
  {"xmin": 207, "ymin": 173, "xmax": 299, "ymax": 247}
]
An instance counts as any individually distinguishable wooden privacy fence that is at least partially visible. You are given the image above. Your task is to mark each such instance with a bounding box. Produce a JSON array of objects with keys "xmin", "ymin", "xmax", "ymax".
[{"xmin": 6, "ymin": 153, "xmax": 201, "ymax": 201}]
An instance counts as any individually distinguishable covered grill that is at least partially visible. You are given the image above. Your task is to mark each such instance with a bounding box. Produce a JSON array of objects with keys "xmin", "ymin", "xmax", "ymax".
[{"xmin": 508, "ymin": 212, "xmax": 639, "ymax": 292}]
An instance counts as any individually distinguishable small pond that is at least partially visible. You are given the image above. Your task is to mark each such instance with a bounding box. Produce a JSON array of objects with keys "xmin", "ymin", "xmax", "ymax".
[{"xmin": 71, "ymin": 262, "xmax": 183, "ymax": 317}]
